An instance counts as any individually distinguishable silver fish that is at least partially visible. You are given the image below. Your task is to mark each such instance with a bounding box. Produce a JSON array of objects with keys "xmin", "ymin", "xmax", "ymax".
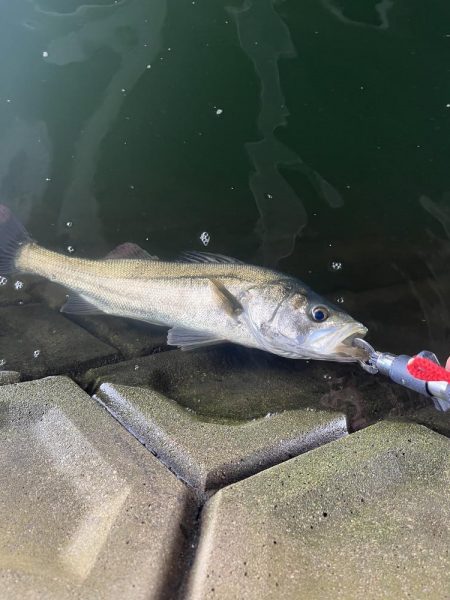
[{"xmin": 0, "ymin": 205, "xmax": 367, "ymax": 362}]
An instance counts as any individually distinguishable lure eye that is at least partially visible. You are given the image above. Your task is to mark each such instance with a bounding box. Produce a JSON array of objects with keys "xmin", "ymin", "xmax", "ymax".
[{"xmin": 311, "ymin": 306, "xmax": 329, "ymax": 322}]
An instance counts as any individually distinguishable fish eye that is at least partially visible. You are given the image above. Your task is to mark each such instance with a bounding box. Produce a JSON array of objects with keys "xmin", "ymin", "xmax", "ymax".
[{"xmin": 310, "ymin": 306, "xmax": 329, "ymax": 322}]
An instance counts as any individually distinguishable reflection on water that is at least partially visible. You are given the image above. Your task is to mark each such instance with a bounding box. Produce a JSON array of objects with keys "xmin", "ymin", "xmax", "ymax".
[
  {"xmin": 29, "ymin": 0, "xmax": 167, "ymax": 251},
  {"xmin": 409, "ymin": 196, "xmax": 450, "ymax": 357},
  {"xmin": 0, "ymin": 118, "xmax": 51, "ymax": 221},
  {"xmin": 321, "ymin": 0, "xmax": 394, "ymax": 30},
  {"xmin": 229, "ymin": 0, "xmax": 343, "ymax": 265}
]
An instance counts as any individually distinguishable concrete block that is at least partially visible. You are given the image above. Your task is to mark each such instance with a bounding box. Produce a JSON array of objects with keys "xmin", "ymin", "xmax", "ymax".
[
  {"xmin": 95, "ymin": 382, "xmax": 348, "ymax": 493},
  {"xmin": 0, "ymin": 371, "xmax": 20, "ymax": 385},
  {"xmin": 83, "ymin": 345, "xmax": 415, "ymax": 431},
  {"xmin": 187, "ymin": 421, "xmax": 450, "ymax": 599},
  {"xmin": 0, "ymin": 376, "xmax": 195, "ymax": 599},
  {"xmin": 0, "ymin": 304, "xmax": 119, "ymax": 379}
]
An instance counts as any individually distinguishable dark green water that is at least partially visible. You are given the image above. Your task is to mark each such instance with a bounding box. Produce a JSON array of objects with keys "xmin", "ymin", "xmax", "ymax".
[{"xmin": 1, "ymin": 0, "xmax": 450, "ymax": 358}]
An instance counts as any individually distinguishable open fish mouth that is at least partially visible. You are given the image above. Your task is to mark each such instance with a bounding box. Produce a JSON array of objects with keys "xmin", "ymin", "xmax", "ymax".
[{"xmin": 305, "ymin": 323, "xmax": 368, "ymax": 361}]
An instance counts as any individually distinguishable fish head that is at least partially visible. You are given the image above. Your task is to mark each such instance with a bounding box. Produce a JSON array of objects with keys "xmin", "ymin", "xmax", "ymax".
[{"xmin": 243, "ymin": 280, "xmax": 368, "ymax": 362}]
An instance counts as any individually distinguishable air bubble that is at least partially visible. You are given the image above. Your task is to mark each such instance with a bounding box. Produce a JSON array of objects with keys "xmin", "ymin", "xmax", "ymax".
[
  {"xmin": 134, "ymin": 365, "xmax": 139, "ymax": 371},
  {"xmin": 0, "ymin": 276, "xmax": 7, "ymax": 286},
  {"xmin": 215, "ymin": 108, "xmax": 223, "ymax": 115},
  {"xmin": 67, "ymin": 246, "xmax": 75, "ymax": 254},
  {"xmin": 336, "ymin": 296, "xmax": 344, "ymax": 304},
  {"xmin": 33, "ymin": 349, "xmax": 40, "ymax": 358},
  {"xmin": 66, "ymin": 221, "xmax": 73, "ymax": 228},
  {"xmin": 265, "ymin": 193, "xmax": 273, "ymax": 199},
  {"xmin": 14, "ymin": 280, "xmax": 24, "ymax": 290},
  {"xmin": 329, "ymin": 261, "xmax": 343, "ymax": 271},
  {"xmin": 200, "ymin": 231, "xmax": 210, "ymax": 246},
  {"xmin": 0, "ymin": 359, "xmax": 6, "ymax": 367}
]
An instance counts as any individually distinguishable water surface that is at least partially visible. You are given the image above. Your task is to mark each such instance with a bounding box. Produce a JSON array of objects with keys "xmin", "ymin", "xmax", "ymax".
[{"xmin": 0, "ymin": 0, "xmax": 450, "ymax": 362}]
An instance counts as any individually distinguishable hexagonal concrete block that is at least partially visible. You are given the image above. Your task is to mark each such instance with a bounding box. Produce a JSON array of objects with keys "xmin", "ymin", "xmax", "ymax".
[
  {"xmin": 187, "ymin": 421, "xmax": 450, "ymax": 600},
  {"xmin": 83, "ymin": 345, "xmax": 414, "ymax": 431},
  {"xmin": 0, "ymin": 304, "xmax": 119, "ymax": 379},
  {"xmin": 94, "ymin": 382, "xmax": 347, "ymax": 494},
  {"xmin": 0, "ymin": 377, "xmax": 195, "ymax": 600},
  {"xmin": 405, "ymin": 406, "xmax": 450, "ymax": 438}
]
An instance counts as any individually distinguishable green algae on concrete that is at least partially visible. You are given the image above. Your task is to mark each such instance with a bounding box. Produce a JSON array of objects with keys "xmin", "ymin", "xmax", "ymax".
[
  {"xmin": 404, "ymin": 407, "xmax": 450, "ymax": 439},
  {"xmin": 187, "ymin": 421, "xmax": 450, "ymax": 600},
  {"xmin": 0, "ymin": 376, "xmax": 195, "ymax": 600},
  {"xmin": 94, "ymin": 382, "xmax": 347, "ymax": 494}
]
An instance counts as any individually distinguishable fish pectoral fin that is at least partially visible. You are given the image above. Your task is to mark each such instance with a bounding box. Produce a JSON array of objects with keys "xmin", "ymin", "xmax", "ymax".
[
  {"xmin": 60, "ymin": 293, "xmax": 104, "ymax": 315},
  {"xmin": 208, "ymin": 278, "xmax": 243, "ymax": 318},
  {"xmin": 178, "ymin": 250, "xmax": 243, "ymax": 264},
  {"xmin": 105, "ymin": 242, "xmax": 159, "ymax": 261},
  {"xmin": 167, "ymin": 327, "xmax": 225, "ymax": 351}
]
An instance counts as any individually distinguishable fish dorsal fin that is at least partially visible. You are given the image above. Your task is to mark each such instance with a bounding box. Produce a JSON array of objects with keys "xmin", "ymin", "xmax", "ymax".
[
  {"xmin": 60, "ymin": 293, "xmax": 104, "ymax": 315},
  {"xmin": 167, "ymin": 327, "xmax": 225, "ymax": 351},
  {"xmin": 178, "ymin": 250, "xmax": 243, "ymax": 264},
  {"xmin": 209, "ymin": 278, "xmax": 243, "ymax": 318},
  {"xmin": 105, "ymin": 242, "xmax": 158, "ymax": 261}
]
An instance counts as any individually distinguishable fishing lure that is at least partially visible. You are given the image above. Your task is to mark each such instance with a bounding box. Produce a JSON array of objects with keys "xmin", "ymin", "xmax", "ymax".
[{"xmin": 354, "ymin": 338, "xmax": 450, "ymax": 411}]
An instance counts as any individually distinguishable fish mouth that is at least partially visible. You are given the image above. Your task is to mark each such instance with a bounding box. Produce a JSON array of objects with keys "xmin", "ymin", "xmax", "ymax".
[{"xmin": 304, "ymin": 323, "xmax": 368, "ymax": 361}]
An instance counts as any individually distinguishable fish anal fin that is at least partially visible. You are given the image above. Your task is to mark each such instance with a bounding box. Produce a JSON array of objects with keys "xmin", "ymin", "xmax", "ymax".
[
  {"xmin": 209, "ymin": 278, "xmax": 243, "ymax": 318},
  {"xmin": 167, "ymin": 327, "xmax": 225, "ymax": 351},
  {"xmin": 105, "ymin": 243, "xmax": 158, "ymax": 261},
  {"xmin": 60, "ymin": 293, "xmax": 104, "ymax": 315}
]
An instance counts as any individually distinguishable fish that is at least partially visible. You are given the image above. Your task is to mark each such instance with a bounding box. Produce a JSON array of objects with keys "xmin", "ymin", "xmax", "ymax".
[{"xmin": 0, "ymin": 204, "xmax": 367, "ymax": 362}]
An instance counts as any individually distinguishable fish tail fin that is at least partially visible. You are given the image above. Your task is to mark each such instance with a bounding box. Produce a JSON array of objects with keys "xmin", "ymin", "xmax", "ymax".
[{"xmin": 0, "ymin": 204, "xmax": 31, "ymax": 274}]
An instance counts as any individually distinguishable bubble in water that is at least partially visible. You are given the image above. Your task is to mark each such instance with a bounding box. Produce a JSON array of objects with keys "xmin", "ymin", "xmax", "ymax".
[
  {"xmin": 336, "ymin": 296, "xmax": 344, "ymax": 304},
  {"xmin": 0, "ymin": 276, "xmax": 7, "ymax": 286},
  {"xmin": 0, "ymin": 359, "xmax": 5, "ymax": 367},
  {"xmin": 215, "ymin": 108, "xmax": 223, "ymax": 115},
  {"xmin": 67, "ymin": 246, "xmax": 75, "ymax": 253},
  {"xmin": 265, "ymin": 193, "xmax": 273, "ymax": 199},
  {"xmin": 14, "ymin": 280, "xmax": 24, "ymax": 290},
  {"xmin": 33, "ymin": 349, "xmax": 40, "ymax": 358},
  {"xmin": 134, "ymin": 365, "xmax": 139, "ymax": 371},
  {"xmin": 66, "ymin": 221, "xmax": 73, "ymax": 228},
  {"xmin": 200, "ymin": 231, "xmax": 210, "ymax": 246},
  {"xmin": 42, "ymin": 51, "xmax": 48, "ymax": 58},
  {"xmin": 329, "ymin": 261, "xmax": 343, "ymax": 272}
]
